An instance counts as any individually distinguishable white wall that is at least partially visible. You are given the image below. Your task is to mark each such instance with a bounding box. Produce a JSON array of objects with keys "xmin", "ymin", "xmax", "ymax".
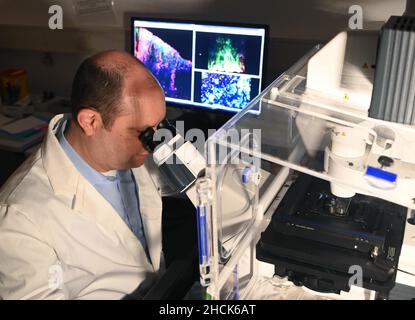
[
  {"xmin": 0, "ymin": 0, "xmax": 407, "ymax": 97},
  {"xmin": 0, "ymin": 0, "xmax": 407, "ymax": 39}
]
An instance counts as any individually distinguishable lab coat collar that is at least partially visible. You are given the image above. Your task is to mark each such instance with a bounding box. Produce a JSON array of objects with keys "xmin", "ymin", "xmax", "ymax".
[
  {"xmin": 42, "ymin": 114, "xmax": 80, "ymax": 197},
  {"xmin": 42, "ymin": 114, "xmax": 162, "ymax": 271},
  {"xmin": 131, "ymin": 166, "xmax": 163, "ymax": 270}
]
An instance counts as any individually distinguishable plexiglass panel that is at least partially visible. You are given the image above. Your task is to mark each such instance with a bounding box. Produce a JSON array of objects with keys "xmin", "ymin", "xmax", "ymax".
[{"xmin": 196, "ymin": 43, "xmax": 415, "ymax": 299}]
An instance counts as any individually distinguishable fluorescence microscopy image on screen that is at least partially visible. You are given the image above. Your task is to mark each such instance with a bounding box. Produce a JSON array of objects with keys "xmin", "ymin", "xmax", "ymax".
[
  {"xmin": 195, "ymin": 32, "xmax": 263, "ymax": 76},
  {"xmin": 194, "ymin": 72, "xmax": 260, "ymax": 110},
  {"xmin": 134, "ymin": 27, "xmax": 193, "ymax": 100}
]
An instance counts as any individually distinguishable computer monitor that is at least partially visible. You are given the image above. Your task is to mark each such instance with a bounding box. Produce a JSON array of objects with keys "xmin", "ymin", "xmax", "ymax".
[{"xmin": 131, "ymin": 17, "xmax": 268, "ymax": 114}]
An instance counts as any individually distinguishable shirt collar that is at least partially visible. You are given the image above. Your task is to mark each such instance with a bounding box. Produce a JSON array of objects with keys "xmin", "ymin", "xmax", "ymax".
[{"xmin": 57, "ymin": 119, "xmax": 117, "ymax": 186}]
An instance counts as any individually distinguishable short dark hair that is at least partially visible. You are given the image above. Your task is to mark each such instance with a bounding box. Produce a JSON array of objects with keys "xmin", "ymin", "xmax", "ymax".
[{"xmin": 70, "ymin": 56, "xmax": 128, "ymax": 129}]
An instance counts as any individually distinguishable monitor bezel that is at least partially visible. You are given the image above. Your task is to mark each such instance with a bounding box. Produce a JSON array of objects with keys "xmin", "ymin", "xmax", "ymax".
[{"xmin": 130, "ymin": 16, "xmax": 269, "ymax": 115}]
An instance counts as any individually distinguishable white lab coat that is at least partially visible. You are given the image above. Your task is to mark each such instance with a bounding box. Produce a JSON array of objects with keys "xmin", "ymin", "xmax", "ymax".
[{"xmin": 0, "ymin": 114, "xmax": 163, "ymax": 299}]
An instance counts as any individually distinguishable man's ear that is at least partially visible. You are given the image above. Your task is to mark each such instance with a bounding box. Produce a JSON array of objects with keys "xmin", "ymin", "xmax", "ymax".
[{"xmin": 77, "ymin": 108, "xmax": 102, "ymax": 136}]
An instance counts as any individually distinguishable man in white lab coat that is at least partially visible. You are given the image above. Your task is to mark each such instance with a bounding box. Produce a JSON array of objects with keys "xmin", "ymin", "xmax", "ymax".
[{"xmin": 0, "ymin": 50, "xmax": 167, "ymax": 299}]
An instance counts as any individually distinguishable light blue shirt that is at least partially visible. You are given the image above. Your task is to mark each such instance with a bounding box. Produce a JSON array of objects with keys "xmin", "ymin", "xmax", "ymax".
[{"xmin": 57, "ymin": 119, "xmax": 149, "ymax": 257}]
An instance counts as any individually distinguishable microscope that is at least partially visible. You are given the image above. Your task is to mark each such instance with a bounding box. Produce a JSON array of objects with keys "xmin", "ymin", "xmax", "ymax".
[{"xmin": 256, "ymin": 16, "xmax": 415, "ymax": 298}]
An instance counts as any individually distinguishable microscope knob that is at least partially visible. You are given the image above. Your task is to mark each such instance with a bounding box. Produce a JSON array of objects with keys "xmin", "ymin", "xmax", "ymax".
[{"xmin": 378, "ymin": 156, "xmax": 394, "ymax": 167}]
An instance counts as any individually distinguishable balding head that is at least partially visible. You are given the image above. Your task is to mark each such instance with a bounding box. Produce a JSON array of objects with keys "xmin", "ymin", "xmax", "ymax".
[
  {"xmin": 70, "ymin": 50, "xmax": 161, "ymax": 129},
  {"xmin": 66, "ymin": 50, "xmax": 166, "ymax": 171}
]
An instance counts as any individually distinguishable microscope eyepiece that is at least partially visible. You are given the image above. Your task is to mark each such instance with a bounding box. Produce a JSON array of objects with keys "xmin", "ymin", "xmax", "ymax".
[
  {"xmin": 139, "ymin": 119, "xmax": 177, "ymax": 153},
  {"xmin": 139, "ymin": 127, "xmax": 160, "ymax": 153}
]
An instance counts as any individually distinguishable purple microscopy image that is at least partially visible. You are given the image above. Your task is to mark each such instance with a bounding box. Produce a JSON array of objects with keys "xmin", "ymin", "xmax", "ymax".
[{"xmin": 134, "ymin": 27, "xmax": 192, "ymax": 100}]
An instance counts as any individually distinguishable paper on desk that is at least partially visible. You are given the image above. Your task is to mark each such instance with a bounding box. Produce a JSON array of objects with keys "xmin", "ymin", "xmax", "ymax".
[
  {"xmin": 0, "ymin": 114, "xmax": 14, "ymax": 126},
  {"xmin": 0, "ymin": 116, "xmax": 47, "ymax": 135}
]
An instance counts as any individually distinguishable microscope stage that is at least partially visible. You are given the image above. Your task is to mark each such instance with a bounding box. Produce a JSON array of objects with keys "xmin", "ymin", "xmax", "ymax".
[
  {"xmin": 272, "ymin": 174, "xmax": 404, "ymax": 253},
  {"xmin": 257, "ymin": 174, "xmax": 407, "ymax": 295}
]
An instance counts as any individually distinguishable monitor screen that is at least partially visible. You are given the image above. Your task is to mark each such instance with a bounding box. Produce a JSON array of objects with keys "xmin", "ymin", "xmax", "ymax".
[{"xmin": 131, "ymin": 18, "xmax": 268, "ymax": 114}]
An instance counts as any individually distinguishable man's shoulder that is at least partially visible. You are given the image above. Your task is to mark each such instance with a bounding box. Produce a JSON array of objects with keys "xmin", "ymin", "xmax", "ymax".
[{"xmin": 0, "ymin": 149, "xmax": 58, "ymax": 219}]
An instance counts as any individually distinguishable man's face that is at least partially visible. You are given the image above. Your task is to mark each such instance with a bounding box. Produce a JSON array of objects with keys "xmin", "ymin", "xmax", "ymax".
[{"xmin": 96, "ymin": 77, "xmax": 166, "ymax": 170}]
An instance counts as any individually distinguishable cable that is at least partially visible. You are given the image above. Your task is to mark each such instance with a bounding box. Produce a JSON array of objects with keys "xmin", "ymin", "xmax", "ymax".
[{"xmin": 398, "ymin": 269, "xmax": 415, "ymax": 277}]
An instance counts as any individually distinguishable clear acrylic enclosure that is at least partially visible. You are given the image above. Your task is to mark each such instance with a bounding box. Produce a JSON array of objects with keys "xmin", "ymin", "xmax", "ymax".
[{"xmin": 196, "ymin": 41, "xmax": 415, "ymax": 299}]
